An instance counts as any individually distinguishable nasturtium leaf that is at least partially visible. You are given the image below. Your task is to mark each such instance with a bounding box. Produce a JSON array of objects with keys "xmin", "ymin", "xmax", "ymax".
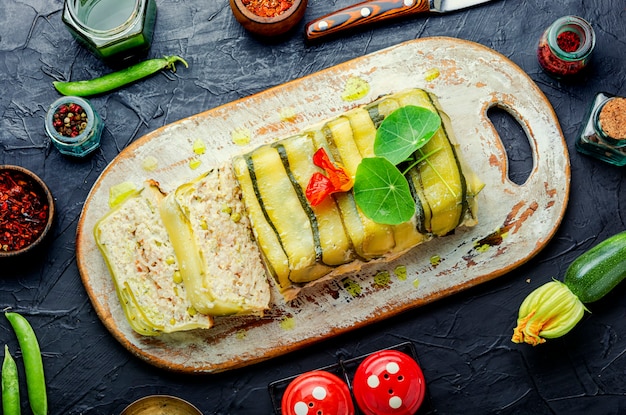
[
  {"xmin": 354, "ymin": 157, "xmax": 415, "ymax": 225},
  {"xmin": 374, "ymin": 105, "xmax": 441, "ymax": 165}
]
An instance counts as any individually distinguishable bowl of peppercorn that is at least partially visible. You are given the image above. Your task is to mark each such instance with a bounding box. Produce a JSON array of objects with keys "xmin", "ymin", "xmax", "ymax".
[
  {"xmin": 0, "ymin": 165, "xmax": 55, "ymax": 258},
  {"xmin": 230, "ymin": 0, "xmax": 308, "ymax": 37},
  {"xmin": 45, "ymin": 96, "xmax": 104, "ymax": 158}
]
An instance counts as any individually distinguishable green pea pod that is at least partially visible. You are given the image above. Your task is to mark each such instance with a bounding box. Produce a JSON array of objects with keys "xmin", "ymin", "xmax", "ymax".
[
  {"xmin": 5, "ymin": 313, "xmax": 47, "ymax": 415},
  {"xmin": 2, "ymin": 345, "xmax": 21, "ymax": 415},
  {"xmin": 53, "ymin": 55, "xmax": 189, "ymax": 97}
]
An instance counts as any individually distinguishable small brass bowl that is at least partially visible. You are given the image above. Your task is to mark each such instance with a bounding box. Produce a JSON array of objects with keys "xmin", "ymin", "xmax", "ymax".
[
  {"xmin": 0, "ymin": 165, "xmax": 55, "ymax": 258},
  {"xmin": 120, "ymin": 395, "xmax": 202, "ymax": 415},
  {"xmin": 229, "ymin": 0, "xmax": 308, "ymax": 37}
]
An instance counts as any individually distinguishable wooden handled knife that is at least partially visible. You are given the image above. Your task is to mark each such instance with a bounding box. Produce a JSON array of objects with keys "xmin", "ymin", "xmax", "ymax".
[{"xmin": 306, "ymin": 0, "xmax": 494, "ymax": 42}]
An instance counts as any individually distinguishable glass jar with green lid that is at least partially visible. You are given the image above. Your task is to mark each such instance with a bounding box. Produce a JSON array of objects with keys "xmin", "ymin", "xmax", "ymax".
[{"xmin": 62, "ymin": 0, "xmax": 157, "ymax": 63}]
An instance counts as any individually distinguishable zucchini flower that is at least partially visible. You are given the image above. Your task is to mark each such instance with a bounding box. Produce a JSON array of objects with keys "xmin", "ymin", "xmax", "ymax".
[{"xmin": 512, "ymin": 280, "xmax": 587, "ymax": 346}]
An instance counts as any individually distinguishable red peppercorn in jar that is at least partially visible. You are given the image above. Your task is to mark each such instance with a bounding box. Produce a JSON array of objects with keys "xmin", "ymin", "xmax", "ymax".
[{"xmin": 537, "ymin": 15, "xmax": 595, "ymax": 79}]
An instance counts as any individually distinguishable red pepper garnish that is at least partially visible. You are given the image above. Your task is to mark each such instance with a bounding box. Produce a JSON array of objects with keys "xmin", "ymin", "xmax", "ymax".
[
  {"xmin": 306, "ymin": 148, "xmax": 353, "ymax": 206},
  {"xmin": 305, "ymin": 172, "xmax": 334, "ymax": 207}
]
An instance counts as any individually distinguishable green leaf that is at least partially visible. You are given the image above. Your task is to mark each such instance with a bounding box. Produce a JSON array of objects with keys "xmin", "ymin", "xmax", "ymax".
[
  {"xmin": 354, "ymin": 157, "xmax": 415, "ymax": 225},
  {"xmin": 374, "ymin": 105, "xmax": 441, "ymax": 165}
]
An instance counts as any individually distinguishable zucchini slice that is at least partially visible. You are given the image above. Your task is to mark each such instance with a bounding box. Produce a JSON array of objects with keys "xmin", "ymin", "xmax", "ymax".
[
  {"xmin": 356, "ymin": 96, "xmax": 427, "ymax": 251},
  {"xmin": 345, "ymin": 107, "xmax": 377, "ymax": 157},
  {"xmin": 279, "ymin": 133, "xmax": 354, "ymax": 267},
  {"xmin": 406, "ymin": 166, "xmax": 431, "ymax": 234},
  {"xmin": 396, "ymin": 89, "xmax": 465, "ymax": 236},
  {"xmin": 232, "ymin": 157, "xmax": 294, "ymax": 295},
  {"xmin": 309, "ymin": 128, "xmax": 368, "ymax": 261},
  {"xmin": 366, "ymin": 97, "xmax": 400, "ymax": 127},
  {"xmin": 430, "ymin": 93, "xmax": 484, "ymax": 226},
  {"xmin": 325, "ymin": 116, "xmax": 396, "ymax": 257},
  {"xmin": 248, "ymin": 145, "xmax": 330, "ymax": 284}
]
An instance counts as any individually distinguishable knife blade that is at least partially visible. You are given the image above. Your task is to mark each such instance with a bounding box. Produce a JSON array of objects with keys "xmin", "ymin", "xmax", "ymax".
[{"xmin": 305, "ymin": 0, "xmax": 493, "ymax": 42}]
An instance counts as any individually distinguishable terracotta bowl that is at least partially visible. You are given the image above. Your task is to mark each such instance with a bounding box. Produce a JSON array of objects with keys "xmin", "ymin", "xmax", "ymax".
[
  {"xmin": 0, "ymin": 165, "xmax": 55, "ymax": 258},
  {"xmin": 229, "ymin": 0, "xmax": 308, "ymax": 37},
  {"xmin": 120, "ymin": 395, "xmax": 202, "ymax": 415}
]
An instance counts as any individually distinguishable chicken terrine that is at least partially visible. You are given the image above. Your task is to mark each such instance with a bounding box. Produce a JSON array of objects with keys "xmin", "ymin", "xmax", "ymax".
[
  {"xmin": 94, "ymin": 181, "xmax": 215, "ymax": 336},
  {"xmin": 94, "ymin": 87, "xmax": 484, "ymax": 334}
]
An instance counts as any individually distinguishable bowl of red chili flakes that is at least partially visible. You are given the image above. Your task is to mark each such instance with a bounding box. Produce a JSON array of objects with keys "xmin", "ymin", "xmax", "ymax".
[
  {"xmin": 0, "ymin": 165, "xmax": 55, "ymax": 258},
  {"xmin": 230, "ymin": 0, "xmax": 308, "ymax": 37}
]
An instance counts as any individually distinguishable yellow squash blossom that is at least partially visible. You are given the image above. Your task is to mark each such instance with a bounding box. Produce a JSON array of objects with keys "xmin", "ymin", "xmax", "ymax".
[{"xmin": 512, "ymin": 280, "xmax": 587, "ymax": 346}]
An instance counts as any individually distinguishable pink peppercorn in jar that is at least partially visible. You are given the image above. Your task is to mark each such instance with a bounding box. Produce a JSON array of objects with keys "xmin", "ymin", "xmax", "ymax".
[
  {"xmin": 45, "ymin": 96, "xmax": 104, "ymax": 158},
  {"xmin": 537, "ymin": 15, "xmax": 595, "ymax": 79}
]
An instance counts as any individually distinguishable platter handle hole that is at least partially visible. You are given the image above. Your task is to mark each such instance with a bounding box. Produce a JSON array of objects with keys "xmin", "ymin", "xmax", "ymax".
[{"xmin": 487, "ymin": 105, "xmax": 534, "ymax": 186}]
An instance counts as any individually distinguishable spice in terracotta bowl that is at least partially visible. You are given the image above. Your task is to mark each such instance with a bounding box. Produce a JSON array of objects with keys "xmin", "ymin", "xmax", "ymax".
[
  {"xmin": 0, "ymin": 165, "xmax": 55, "ymax": 258},
  {"xmin": 230, "ymin": 0, "xmax": 308, "ymax": 37},
  {"xmin": 243, "ymin": 0, "xmax": 294, "ymax": 17}
]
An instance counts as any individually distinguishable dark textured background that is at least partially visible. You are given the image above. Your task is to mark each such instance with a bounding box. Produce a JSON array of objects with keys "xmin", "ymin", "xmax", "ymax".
[{"xmin": 1, "ymin": 1, "xmax": 625, "ymax": 414}]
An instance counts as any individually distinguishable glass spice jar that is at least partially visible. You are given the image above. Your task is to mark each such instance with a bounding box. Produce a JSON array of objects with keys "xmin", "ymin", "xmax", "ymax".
[
  {"xmin": 537, "ymin": 15, "xmax": 595, "ymax": 79},
  {"xmin": 45, "ymin": 96, "xmax": 104, "ymax": 158},
  {"xmin": 576, "ymin": 92, "xmax": 626, "ymax": 166},
  {"xmin": 62, "ymin": 0, "xmax": 157, "ymax": 63}
]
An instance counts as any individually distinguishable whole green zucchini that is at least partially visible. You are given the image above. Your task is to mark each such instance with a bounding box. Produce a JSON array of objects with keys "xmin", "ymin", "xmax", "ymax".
[
  {"xmin": 512, "ymin": 230, "xmax": 626, "ymax": 346},
  {"xmin": 564, "ymin": 231, "xmax": 626, "ymax": 303}
]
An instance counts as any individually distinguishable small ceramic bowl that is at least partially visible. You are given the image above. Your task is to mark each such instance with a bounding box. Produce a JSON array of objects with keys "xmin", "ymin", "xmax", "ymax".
[
  {"xmin": 0, "ymin": 165, "xmax": 55, "ymax": 258},
  {"xmin": 229, "ymin": 0, "xmax": 308, "ymax": 37},
  {"xmin": 120, "ymin": 395, "xmax": 203, "ymax": 415}
]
